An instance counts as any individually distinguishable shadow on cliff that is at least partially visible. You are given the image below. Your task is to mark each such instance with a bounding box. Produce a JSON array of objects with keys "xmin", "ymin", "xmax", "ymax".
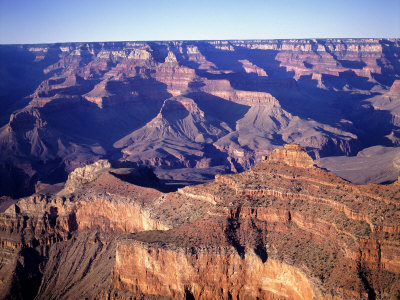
[
  {"xmin": 148, "ymin": 42, "xmax": 169, "ymax": 63},
  {"xmin": 189, "ymin": 43, "xmax": 397, "ymax": 152},
  {"xmin": 109, "ymin": 161, "xmax": 168, "ymax": 191},
  {"xmin": 225, "ymin": 207, "xmax": 268, "ymax": 263},
  {"xmin": 42, "ymin": 74, "xmax": 172, "ymax": 152},
  {"xmin": 0, "ymin": 45, "xmax": 62, "ymax": 126},
  {"xmin": 2, "ymin": 41, "xmax": 399, "ymax": 198},
  {"xmin": 0, "ymin": 74, "xmax": 172, "ymax": 197},
  {"xmin": 373, "ymin": 39, "xmax": 400, "ymax": 86},
  {"xmin": 7, "ymin": 247, "xmax": 45, "ymax": 300},
  {"xmin": 316, "ymin": 39, "xmax": 367, "ymax": 70},
  {"xmin": 0, "ymin": 161, "xmax": 38, "ymax": 198},
  {"xmin": 187, "ymin": 91, "xmax": 250, "ymax": 131}
]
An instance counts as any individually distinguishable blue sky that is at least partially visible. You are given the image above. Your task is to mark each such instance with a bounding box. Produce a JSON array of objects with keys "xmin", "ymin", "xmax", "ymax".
[{"xmin": 0, "ymin": 0, "xmax": 399, "ymax": 44}]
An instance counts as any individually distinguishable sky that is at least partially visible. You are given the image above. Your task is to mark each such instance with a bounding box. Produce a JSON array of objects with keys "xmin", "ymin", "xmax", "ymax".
[{"xmin": 0, "ymin": 0, "xmax": 399, "ymax": 44}]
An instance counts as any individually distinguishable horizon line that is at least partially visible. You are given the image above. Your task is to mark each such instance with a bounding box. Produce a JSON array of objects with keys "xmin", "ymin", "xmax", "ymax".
[{"xmin": 1, "ymin": 37, "xmax": 400, "ymax": 46}]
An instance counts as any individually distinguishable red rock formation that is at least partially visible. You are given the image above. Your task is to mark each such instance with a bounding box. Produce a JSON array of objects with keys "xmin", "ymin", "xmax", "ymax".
[
  {"xmin": 263, "ymin": 143, "xmax": 315, "ymax": 168},
  {"xmin": 0, "ymin": 145, "xmax": 399, "ymax": 298},
  {"xmin": 114, "ymin": 241, "xmax": 316, "ymax": 299},
  {"xmin": 114, "ymin": 145, "xmax": 399, "ymax": 298}
]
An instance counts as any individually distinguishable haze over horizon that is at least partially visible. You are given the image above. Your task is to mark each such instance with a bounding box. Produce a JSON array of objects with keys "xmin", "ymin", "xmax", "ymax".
[{"xmin": 0, "ymin": 0, "xmax": 399, "ymax": 44}]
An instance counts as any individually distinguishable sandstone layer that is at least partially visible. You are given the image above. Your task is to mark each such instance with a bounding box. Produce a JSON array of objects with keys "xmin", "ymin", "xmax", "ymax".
[{"xmin": 0, "ymin": 145, "xmax": 399, "ymax": 299}]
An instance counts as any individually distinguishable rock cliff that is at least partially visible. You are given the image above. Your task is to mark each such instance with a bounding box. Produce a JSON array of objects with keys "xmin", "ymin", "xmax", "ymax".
[
  {"xmin": 63, "ymin": 159, "xmax": 111, "ymax": 193},
  {"xmin": 263, "ymin": 143, "xmax": 315, "ymax": 168},
  {"xmin": 0, "ymin": 145, "xmax": 398, "ymax": 299}
]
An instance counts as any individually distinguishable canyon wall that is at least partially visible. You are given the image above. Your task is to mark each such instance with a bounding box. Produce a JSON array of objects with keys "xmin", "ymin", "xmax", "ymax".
[
  {"xmin": 1, "ymin": 39, "xmax": 400, "ymax": 197},
  {"xmin": 114, "ymin": 243, "xmax": 315, "ymax": 299},
  {"xmin": 0, "ymin": 145, "xmax": 399, "ymax": 299}
]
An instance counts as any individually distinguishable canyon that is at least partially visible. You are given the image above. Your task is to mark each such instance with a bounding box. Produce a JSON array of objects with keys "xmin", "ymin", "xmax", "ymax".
[
  {"xmin": 0, "ymin": 144, "xmax": 399, "ymax": 299},
  {"xmin": 1, "ymin": 39, "xmax": 400, "ymax": 299},
  {"xmin": 0, "ymin": 39, "xmax": 400, "ymax": 197}
]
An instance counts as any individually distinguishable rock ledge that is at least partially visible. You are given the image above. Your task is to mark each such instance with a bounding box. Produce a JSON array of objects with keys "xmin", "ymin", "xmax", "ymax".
[{"xmin": 263, "ymin": 144, "xmax": 314, "ymax": 168}]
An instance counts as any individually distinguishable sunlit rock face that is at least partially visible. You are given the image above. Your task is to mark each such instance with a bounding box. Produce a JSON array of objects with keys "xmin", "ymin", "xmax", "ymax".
[
  {"xmin": 263, "ymin": 143, "xmax": 315, "ymax": 168},
  {"xmin": 1, "ymin": 39, "xmax": 400, "ymax": 195},
  {"xmin": 113, "ymin": 243, "xmax": 316, "ymax": 300},
  {"xmin": 110, "ymin": 145, "xmax": 400, "ymax": 299},
  {"xmin": 1, "ymin": 145, "xmax": 398, "ymax": 299}
]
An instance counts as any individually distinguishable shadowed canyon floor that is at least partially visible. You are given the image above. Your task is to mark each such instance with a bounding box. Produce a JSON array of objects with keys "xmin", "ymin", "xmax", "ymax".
[
  {"xmin": 0, "ymin": 144, "xmax": 399, "ymax": 299},
  {"xmin": 1, "ymin": 39, "xmax": 400, "ymax": 197}
]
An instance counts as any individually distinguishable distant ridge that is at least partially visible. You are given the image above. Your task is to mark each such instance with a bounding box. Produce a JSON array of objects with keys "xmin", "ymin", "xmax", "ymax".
[{"xmin": 0, "ymin": 38, "xmax": 399, "ymax": 197}]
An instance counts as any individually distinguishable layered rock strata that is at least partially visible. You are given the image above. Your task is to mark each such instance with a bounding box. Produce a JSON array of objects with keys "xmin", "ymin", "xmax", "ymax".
[
  {"xmin": 111, "ymin": 145, "xmax": 400, "ymax": 299},
  {"xmin": 1, "ymin": 39, "xmax": 400, "ymax": 197},
  {"xmin": 0, "ymin": 145, "xmax": 398, "ymax": 299}
]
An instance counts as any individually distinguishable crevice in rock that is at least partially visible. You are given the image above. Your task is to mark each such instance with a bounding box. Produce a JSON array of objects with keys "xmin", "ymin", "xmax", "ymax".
[
  {"xmin": 68, "ymin": 212, "xmax": 78, "ymax": 232},
  {"xmin": 254, "ymin": 243, "xmax": 268, "ymax": 263},
  {"xmin": 7, "ymin": 247, "xmax": 45, "ymax": 300},
  {"xmin": 358, "ymin": 268, "xmax": 376, "ymax": 300},
  {"xmin": 48, "ymin": 206, "xmax": 58, "ymax": 228},
  {"xmin": 224, "ymin": 217, "xmax": 245, "ymax": 259},
  {"xmin": 184, "ymin": 288, "xmax": 195, "ymax": 300}
]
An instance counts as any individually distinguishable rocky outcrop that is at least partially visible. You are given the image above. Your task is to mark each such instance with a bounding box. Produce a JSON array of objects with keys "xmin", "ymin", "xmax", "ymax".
[
  {"xmin": 109, "ymin": 144, "xmax": 400, "ymax": 299},
  {"xmin": 63, "ymin": 159, "xmax": 111, "ymax": 193},
  {"xmin": 263, "ymin": 143, "xmax": 314, "ymax": 168},
  {"xmin": 0, "ymin": 144, "xmax": 399, "ymax": 298}
]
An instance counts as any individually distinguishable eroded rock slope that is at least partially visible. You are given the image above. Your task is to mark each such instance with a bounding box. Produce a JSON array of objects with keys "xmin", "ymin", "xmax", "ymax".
[
  {"xmin": 0, "ymin": 144, "xmax": 398, "ymax": 299},
  {"xmin": 1, "ymin": 39, "xmax": 400, "ymax": 196}
]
